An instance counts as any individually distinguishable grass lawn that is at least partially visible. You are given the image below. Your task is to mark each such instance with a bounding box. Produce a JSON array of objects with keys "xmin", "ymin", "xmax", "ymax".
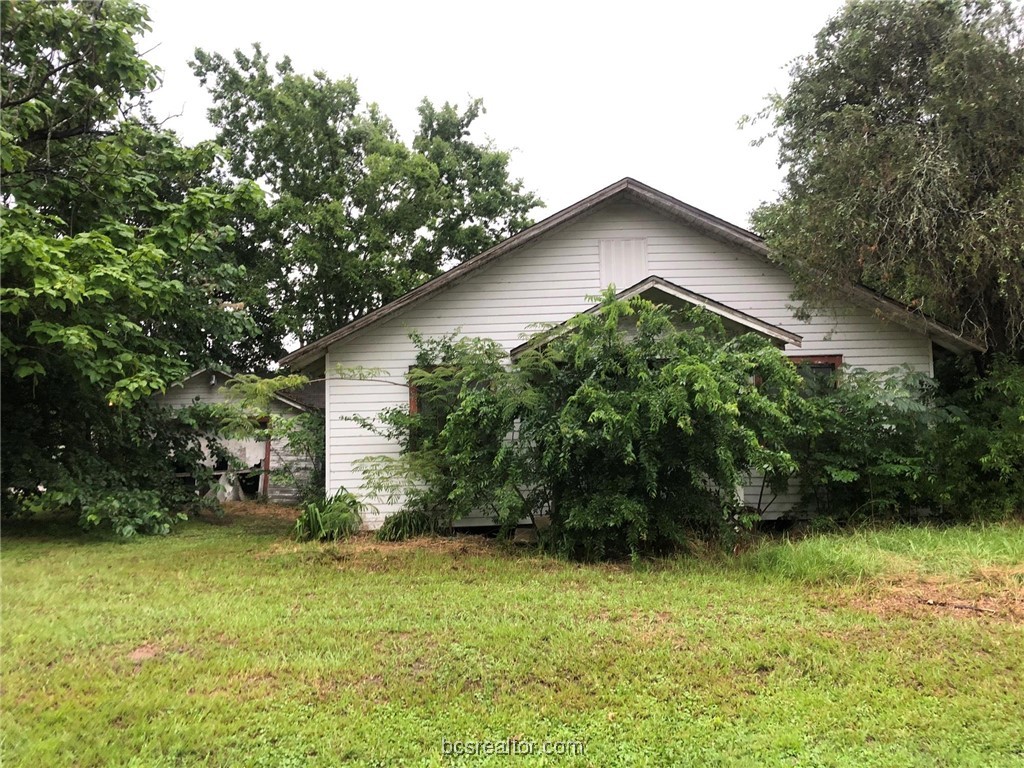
[{"xmin": 2, "ymin": 506, "xmax": 1023, "ymax": 767}]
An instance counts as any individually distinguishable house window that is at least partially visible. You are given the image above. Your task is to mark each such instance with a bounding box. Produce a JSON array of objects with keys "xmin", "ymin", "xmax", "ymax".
[
  {"xmin": 788, "ymin": 355, "xmax": 843, "ymax": 392},
  {"xmin": 407, "ymin": 366, "xmax": 451, "ymax": 451},
  {"xmin": 599, "ymin": 238, "xmax": 647, "ymax": 290}
]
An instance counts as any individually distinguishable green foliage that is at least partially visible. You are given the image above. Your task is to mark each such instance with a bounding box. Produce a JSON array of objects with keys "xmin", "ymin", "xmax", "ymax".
[
  {"xmin": 518, "ymin": 295, "xmax": 805, "ymax": 560},
  {"xmin": 215, "ymin": 373, "xmax": 309, "ymax": 439},
  {"xmin": 216, "ymin": 373, "xmax": 327, "ymax": 505},
  {"xmin": 294, "ymin": 490, "xmax": 364, "ymax": 541},
  {"xmin": 971, "ymin": 358, "xmax": 1024, "ymax": 486},
  {"xmin": 78, "ymin": 489, "xmax": 186, "ymax": 539},
  {"xmin": 222, "ymin": 374, "xmax": 311, "ymax": 412},
  {"xmin": 787, "ymin": 366, "xmax": 952, "ymax": 520},
  {"xmin": 376, "ymin": 508, "xmax": 447, "ymax": 542},
  {"xmin": 0, "ymin": 0, "xmax": 262, "ymax": 535},
  {"xmin": 2, "ymin": 395, "xmax": 230, "ymax": 536},
  {"xmin": 787, "ymin": 360, "xmax": 1023, "ymax": 522},
  {"xmin": 364, "ymin": 292, "xmax": 807, "ymax": 560},
  {"xmin": 362, "ymin": 297, "xmax": 1020, "ymax": 558},
  {"xmin": 356, "ymin": 332, "xmax": 511, "ymax": 535},
  {"xmin": 928, "ymin": 356, "xmax": 1024, "ymax": 517},
  {"xmin": 190, "ymin": 46, "xmax": 542, "ymax": 368},
  {"xmin": 751, "ymin": 0, "xmax": 1024, "ymax": 354}
]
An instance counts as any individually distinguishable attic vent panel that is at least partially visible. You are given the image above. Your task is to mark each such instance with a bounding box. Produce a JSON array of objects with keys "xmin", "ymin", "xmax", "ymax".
[{"xmin": 599, "ymin": 238, "xmax": 648, "ymax": 290}]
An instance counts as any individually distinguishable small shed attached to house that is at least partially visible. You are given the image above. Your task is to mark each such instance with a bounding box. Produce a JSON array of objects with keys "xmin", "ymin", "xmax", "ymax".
[{"xmin": 154, "ymin": 370, "xmax": 322, "ymax": 505}]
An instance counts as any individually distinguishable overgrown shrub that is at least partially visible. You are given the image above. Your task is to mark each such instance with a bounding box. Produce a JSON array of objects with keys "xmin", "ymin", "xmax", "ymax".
[
  {"xmin": 358, "ymin": 294, "xmax": 1021, "ymax": 559},
  {"xmin": 361, "ymin": 292, "xmax": 806, "ymax": 560},
  {"xmin": 788, "ymin": 366, "xmax": 952, "ymax": 521},
  {"xmin": 79, "ymin": 489, "xmax": 186, "ymax": 538},
  {"xmin": 783, "ymin": 357, "xmax": 1023, "ymax": 523},
  {"xmin": 927, "ymin": 355, "xmax": 1024, "ymax": 519},
  {"xmin": 267, "ymin": 410, "xmax": 326, "ymax": 506},
  {"xmin": 0, "ymin": 399, "xmax": 227, "ymax": 537},
  {"xmin": 356, "ymin": 333, "xmax": 510, "ymax": 535},
  {"xmin": 376, "ymin": 508, "xmax": 447, "ymax": 542},
  {"xmin": 293, "ymin": 489, "xmax": 364, "ymax": 541}
]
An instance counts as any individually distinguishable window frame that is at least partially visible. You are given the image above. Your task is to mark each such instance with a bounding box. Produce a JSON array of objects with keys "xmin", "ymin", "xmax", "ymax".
[
  {"xmin": 786, "ymin": 354, "xmax": 843, "ymax": 390},
  {"xmin": 786, "ymin": 354, "xmax": 844, "ymax": 369}
]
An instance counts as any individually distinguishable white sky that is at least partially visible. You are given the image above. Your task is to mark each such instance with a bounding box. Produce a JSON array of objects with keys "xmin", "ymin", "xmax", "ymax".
[{"xmin": 142, "ymin": 0, "xmax": 844, "ymax": 229}]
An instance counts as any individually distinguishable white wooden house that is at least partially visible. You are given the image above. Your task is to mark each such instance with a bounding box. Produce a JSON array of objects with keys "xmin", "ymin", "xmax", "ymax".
[
  {"xmin": 155, "ymin": 370, "xmax": 320, "ymax": 505},
  {"xmin": 280, "ymin": 178, "xmax": 983, "ymax": 527}
]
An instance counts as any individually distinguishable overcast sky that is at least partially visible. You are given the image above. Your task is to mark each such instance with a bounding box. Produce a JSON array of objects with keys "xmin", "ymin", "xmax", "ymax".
[{"xmin": 142, "ymin": 0, "xmax": 845, "ymax": 229}]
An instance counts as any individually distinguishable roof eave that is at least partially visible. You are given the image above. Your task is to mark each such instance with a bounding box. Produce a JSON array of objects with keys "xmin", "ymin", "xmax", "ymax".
[{"xmin": 839, "ymin": 284, "xmax": 986, "ymax": 355}]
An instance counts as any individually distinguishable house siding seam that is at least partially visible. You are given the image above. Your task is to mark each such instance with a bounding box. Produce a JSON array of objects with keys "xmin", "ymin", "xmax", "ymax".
[{"xmin": 325, "ymin": 202, "xmax": 933, "ymax": 527}]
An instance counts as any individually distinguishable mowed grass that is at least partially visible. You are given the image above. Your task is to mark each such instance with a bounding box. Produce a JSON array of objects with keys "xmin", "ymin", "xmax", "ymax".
[{"xmin": 2, "ymin": 507, "xmax": 1023, "ymax": 767}]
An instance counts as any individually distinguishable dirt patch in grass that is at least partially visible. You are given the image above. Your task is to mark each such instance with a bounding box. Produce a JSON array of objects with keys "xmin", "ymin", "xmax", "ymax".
[
  {"xmin": 212, "ymin": 501, "xmax": 300, "ymax": 524},
  {"xmin": 850, "ymin": 569, "xmax": 1024, "ymax": 623},
  {"xmin": 127, "ymin": 643, "xmax": 164, "ymax": 663},
  {"xmin": 339, "ymin": 532, "xmax": 499, "ymax": 557}
]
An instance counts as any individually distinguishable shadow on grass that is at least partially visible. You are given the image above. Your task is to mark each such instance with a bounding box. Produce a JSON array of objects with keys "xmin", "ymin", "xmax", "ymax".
[
  {"xmin": 0, "ymin": 514, "xmax": 115, "ymax": 545},
  {"xmin": 0, "ymin": 502, "xmax": 300, "ymax": 544}
]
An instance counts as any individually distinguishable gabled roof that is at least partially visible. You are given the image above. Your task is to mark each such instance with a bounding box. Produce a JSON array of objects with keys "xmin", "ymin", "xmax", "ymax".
[
  {"xmin": 509, "ymin": 276, "xmax": 803, "ymax": 357},
  {"xmin": 279, "ymin": 177, "xmax": 984, "ymax": 368}
]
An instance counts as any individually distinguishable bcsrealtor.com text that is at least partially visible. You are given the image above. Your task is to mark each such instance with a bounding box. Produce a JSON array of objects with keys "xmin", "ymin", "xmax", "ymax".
[{"xmin": 441, "ymin": 737, "xmax": 586, "ymax": 757}]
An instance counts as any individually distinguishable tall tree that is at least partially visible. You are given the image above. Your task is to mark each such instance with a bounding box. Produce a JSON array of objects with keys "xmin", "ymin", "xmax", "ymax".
[
  {"xmin": 752, "ymin": 0, "xmax": 1024, "ymax": 355},
  {"xmin": 191, "ymin": 46, "xmax": 542, "ymax": 367},
  {"xmin": 1, "ymin": 0, "xmax": 262, "ymax": 532}
]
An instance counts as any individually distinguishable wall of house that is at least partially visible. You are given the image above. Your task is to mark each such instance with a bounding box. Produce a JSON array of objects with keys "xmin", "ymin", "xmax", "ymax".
[
  {"xmin": 325, "ymin": 201, "xmax": 935, "ymax": 527},
  {"xmin": 155, "ymin": 372, "xmax": 229, "ymax": 410}
]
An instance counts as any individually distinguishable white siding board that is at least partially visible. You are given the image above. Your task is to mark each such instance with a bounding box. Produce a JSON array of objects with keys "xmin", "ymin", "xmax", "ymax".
[{"xmin": 325, "ymin": 201, "xmax": 935, "ymax": 527}]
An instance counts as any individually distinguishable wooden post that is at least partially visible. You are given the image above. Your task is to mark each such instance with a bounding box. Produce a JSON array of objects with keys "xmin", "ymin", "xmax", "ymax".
[{"xmin": 260, "ymin": 417, "xmax": 272, "ymax": 499}]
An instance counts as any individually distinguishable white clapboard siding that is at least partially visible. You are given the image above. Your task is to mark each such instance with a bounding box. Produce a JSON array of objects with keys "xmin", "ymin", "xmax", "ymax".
[
  {"xmin": 326, "ymin": 202, "xmax": 934, "ymax": 527},
  {"xmin": 153, "ymin": 372, "xmax": 231, "ymax": 411}
]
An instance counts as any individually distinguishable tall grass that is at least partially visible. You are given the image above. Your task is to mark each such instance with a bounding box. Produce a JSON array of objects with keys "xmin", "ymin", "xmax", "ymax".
[
  {"xmin": 734, "ymin": 520, "xmax": 1024, "ymax": 584},
  {"xmin": 293, "ymin": 490, "xmax": 363, "ymax": 541}
]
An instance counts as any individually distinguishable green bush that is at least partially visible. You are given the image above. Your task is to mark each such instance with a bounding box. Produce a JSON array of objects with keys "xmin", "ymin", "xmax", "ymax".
[
  {"xmin": 788, "ymin": 366, "xmax": 951, "ymax": 521},
  {"xmin": 376, "ymin": 508, "xmax": 447, "ymax": 542},
  {"xmin": 355, "ymin": 333, "xmax": 509, "ymax": 536},
  {"xmin": 79, "ymin": 489, "xmax": 186, "ymax": 538},
  {"xmin": 0, "ymin": 399, "xmax": 229, "ymax": 537},
  {"xmin": 927, "ymin": 355, "xmax": 1024, "ymax": 519},
  {"xmin": 293, "ymin": 490, "xmax": 363, "ymax": 541},
  {"xmin": 363, "ymin": 291, "xmax": 806, "ymax": 560},
  {"xmin": 787, "ymin": 357, "xmax": 1023, "ymax": 523},
  {"xmin": 359, "ymin": 295, "xmax": 1022, "ymax": 560}
]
